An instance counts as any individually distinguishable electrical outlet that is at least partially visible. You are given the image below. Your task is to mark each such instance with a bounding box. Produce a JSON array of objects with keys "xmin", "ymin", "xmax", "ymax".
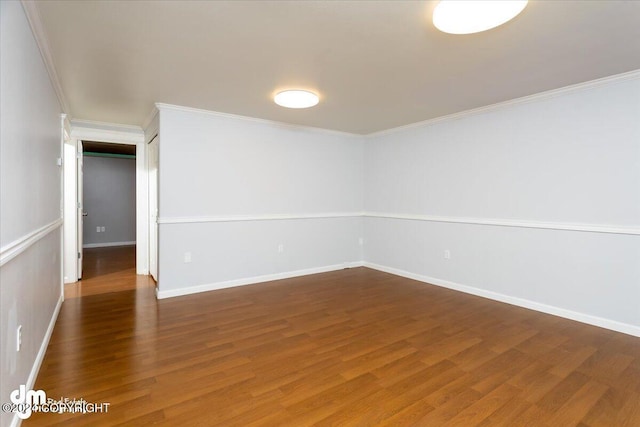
[
  {"xmin": 278, "ymin": 244, "xmax": 284, "ymax": 253},
  {"xmin": 358, "ymin": 237, "xmax": 364, "ymax": 246},
  {"xmin": 184, "ymin": 252, "xmax": 192, "ymax": 263},
  {"xmin": 16, "ymin": 325, "xmax": 22, "ymax": 352},
  {"xmin": 101, "ymin": 226, "xmax": 106, "ymax": 232},
  {"xmin": 444, "ymin": 250, "xmax": 451, "ymax": 260},
  {"xmin": 96, "ymin": 226, "xmax": 100, "ymax": 233}
]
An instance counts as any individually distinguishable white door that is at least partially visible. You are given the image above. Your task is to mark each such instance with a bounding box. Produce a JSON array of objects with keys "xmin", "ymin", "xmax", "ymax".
[
  {"xmin": 77, "ymin": 140, "xmax": 84, "ymax": 279},
  {"xmin": 148, "ymin": 135, "xmax": 159, "ymax": 281}
]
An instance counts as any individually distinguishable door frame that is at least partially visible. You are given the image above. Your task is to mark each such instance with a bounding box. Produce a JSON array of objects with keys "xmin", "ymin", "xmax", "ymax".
[
  {"xmin": 77, "ymin": 140, "xmax": 84, "ymax": 279},
  {"xmin": 63, "ymin": 120, "xmax": 148, "ymax": 282},
  {"xmin": 147, "ymin": 134, "xmax": 159, "ymax": 282}
]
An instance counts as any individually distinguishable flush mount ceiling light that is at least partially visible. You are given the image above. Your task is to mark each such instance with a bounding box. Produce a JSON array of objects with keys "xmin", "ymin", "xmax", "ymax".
[
  {"xmin": 433, "ymin": 0, "xmax": 528, "ymax": 35},
  {"xmin": 274, "ymin": 90, "xmax": 319, "ymax": 109}
]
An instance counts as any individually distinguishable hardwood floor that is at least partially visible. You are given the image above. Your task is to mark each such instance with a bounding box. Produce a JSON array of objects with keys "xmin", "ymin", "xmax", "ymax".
[
  {"xmin": 64, "ymin": 246, "xmax": 155, "ymax": 298},
  {"xmin": 27, "ymin": 267, "xmax": 639, "ymax": 426}
]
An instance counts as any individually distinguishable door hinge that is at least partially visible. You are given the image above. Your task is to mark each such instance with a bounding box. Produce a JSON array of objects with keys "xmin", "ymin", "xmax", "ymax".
[{"xmin": 78, "ymin": 252, "xmax": 81, "ymax": 259}]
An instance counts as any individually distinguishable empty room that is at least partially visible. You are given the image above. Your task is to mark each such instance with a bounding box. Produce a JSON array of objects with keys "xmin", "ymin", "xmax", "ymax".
[{"xmin": 1, "ymin": 1, "xmax": 639, "ymax": 426}]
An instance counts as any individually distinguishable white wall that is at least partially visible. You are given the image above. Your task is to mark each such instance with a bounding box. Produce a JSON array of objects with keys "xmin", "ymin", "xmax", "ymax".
[
  {"xmin": 156, "ymin": 106, "xmax": 364, "ymax": 297},
  {"xmin": 364, "ymin": 75, "xmax": 640, "ymax": 335},
  {"xmin": 82, "ymin": 156, "xmax": 136, "ymax": 247},
  {"xmin": 0, "ymin": 2, "xmax": 63, "ymax": 426}
]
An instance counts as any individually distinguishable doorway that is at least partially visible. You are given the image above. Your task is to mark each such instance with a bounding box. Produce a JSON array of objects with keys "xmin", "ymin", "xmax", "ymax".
[
  {"xmin": 62, "ymin": 120, "xmax": 153, "ymax": 292},
  {"xmin": 80, "ymin": 141, "xmax": 137, "ymax": 281},
  {"xmin": 65, "ymin": 138, "xmax": 156, "ymax": 298},
  {"xmin": 65, "ymin": 141, "xmax": 136, "ymax": 296}
]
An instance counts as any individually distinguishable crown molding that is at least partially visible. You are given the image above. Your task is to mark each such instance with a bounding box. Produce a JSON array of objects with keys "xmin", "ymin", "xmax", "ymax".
[
  {"xmin": 60, "ymin": 113, "xmax": 71, "ymax": 139},
  {"xmin": 70, "ymin": 119, "xmax": 144, "ymax": 144},
  {"xmin": 367, "ymin": 69, "xmax": 640, "ymax": 138},
  {"xmin": 70, "ymin": 118, "xmax": 144, "ymax": 132},
  {"xmin": 21, "ymin": 0, "xmax": 70, "ymax": 114},
  {"xmin": 142, "ymin": 106, "xmax": 159, "ymax": 132},
  {"xmin": 155, "ymin": 103, "xmax": 364, "ymax": 139},
  {"xmin": 142, "ymin": 107, "xmax": 160, "ymax": 143}
]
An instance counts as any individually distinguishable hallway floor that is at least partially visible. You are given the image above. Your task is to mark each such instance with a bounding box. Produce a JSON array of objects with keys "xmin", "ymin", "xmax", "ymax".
[{"xmin": 64, "ymin": 245, "xmax": 155, "ymax": 298}]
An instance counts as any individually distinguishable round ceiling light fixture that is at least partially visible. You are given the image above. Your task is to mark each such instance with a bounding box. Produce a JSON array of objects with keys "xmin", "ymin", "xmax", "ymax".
[
  {"xmin": 274, "ymin": 90, "xmax": 319, "ymax": 109},
  {"xmin": 433, "ymin": 0, "xmax": 528, "ymax": 35}
]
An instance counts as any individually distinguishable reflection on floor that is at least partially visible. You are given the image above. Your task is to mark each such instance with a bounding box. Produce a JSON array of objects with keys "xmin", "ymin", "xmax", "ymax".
[{"xmin": 64, "ymin": 245, "xmax": 155, "ymax": 298}]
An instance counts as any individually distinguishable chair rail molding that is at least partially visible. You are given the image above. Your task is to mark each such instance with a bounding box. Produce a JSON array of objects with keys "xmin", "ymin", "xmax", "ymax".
[
  {"xmin": 363, "ymin": 212, "xmax": 640, "ymax": 236},
  {"xmin": 0, "ymin": 218, "xmax": 63, "ymax": 267}
]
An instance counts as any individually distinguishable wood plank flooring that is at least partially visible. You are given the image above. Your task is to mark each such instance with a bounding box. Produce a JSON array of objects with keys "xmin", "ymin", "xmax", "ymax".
[
  {"xmin": 27, "ymin": 259, "xmax": 640, "ymax": 426},
  {"xmin": 64, "ymin": 246, "xmax": 155, "ymax": 298}
]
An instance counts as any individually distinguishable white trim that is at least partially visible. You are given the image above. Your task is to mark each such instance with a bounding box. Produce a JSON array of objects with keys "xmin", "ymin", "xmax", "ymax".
[
  {"xmin": 61, "ymin": 114, "xmax": 71, "ymax": 141},
  {"xmin": 83, "ymin": 241, "xmax": 136, "ymax": 249},
  {"xmin": 71, "ymin": 119, "xmax": 144, "ymax": 132},
  {"xmin": 20, "ymin": 1, "xmax": 70, "ymax": 114},
  {"xmin": 155, "ymin": 103, "xmax": 364, "ymax": 138},
  {"xmin": 159, "ymin": 211, "xmax": 640, "ymax": 235},
  {"xmin": 9, "ymin": 293, "xmax": 63, "ymax": 427},
  {"xmin": 364, "ymin": 212, "xmax": 640, "ymax": 236},
  {"xmin": 368, "ymin": 69, "xmax": 640, "ymax": 137},
  {"xmin": 26, "ymin": 293, "xmax": 62, "ymax": 392},
  {"xmin": 60, "ymin": 114, "xmax": 68, "ymax": 294},
  {"xmin": 63, "ymin": 139, "xmax": 78, "ymax": 283},
  {"xmin": 70, "ymin": 119, "xmax": 144, "ymax": 144},
  {"xmin": 0, "ymin": 219, "xmax": 63, "ymax": 267},
  {"xmin": 363, "ymin": 263, "xmax": 640, "ymax": 338},
  {"xmin": 158, "ymin": 212, "xmax": 364, "ymax": 224},
  {"xmin": 136, "ymin": 140, "xmax": 149, "ymax": 275},
  {"xmin": 157, "ymin": 262, "xmax": 364, "ymax": 299},
  {"xmin": 142, "ymin": 107, "xmax": 159, "ymax": 136}
]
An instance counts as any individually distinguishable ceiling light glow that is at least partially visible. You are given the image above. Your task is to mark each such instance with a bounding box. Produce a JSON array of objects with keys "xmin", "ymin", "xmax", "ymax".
[
  {"xmin": 433, "ymin": 0, "xmax": 528, "ymax": 35},
  {"xmin": 274, "ymin": 90, "xmax": 319, "ymax": 109}
]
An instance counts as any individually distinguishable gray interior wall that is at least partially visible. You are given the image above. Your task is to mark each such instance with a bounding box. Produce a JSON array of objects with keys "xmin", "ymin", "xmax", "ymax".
[
  {"xmin": 154, "ymin": 76, "xmax": 639, "ymax": 335},
  {"xmin": 364, "ymin": 76, "xmax": 640, "ymax": 334},
  {"xmin": 0, "ymin": 2, "xmax": 63, "ymax": 426},
  {"xmin": 157, "ymin": 107, "xmax": 364, "ymax": 296},
  {"xmin": 82, "ymin": 155, "xmax": 136, "ymax": 246}
]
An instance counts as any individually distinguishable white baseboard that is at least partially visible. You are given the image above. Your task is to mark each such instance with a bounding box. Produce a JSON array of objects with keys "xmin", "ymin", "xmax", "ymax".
[
  {"xmin": 10, "ymin": 293, "xmax": 63, "ymax": 427},
  {"xmin": 157, "ymin": 262, "xmax": 364, "ymax": 299},
  {"xmin": 157, "ymin": 259, "xmax": 639, "ymax": 336},
  {"xmin": 83, "ymin": 241, "xmax": 136, "ymax": 249},
  {"xmin": 363, "ymin": 262, "xmax": 640, "ymax": 338}
]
